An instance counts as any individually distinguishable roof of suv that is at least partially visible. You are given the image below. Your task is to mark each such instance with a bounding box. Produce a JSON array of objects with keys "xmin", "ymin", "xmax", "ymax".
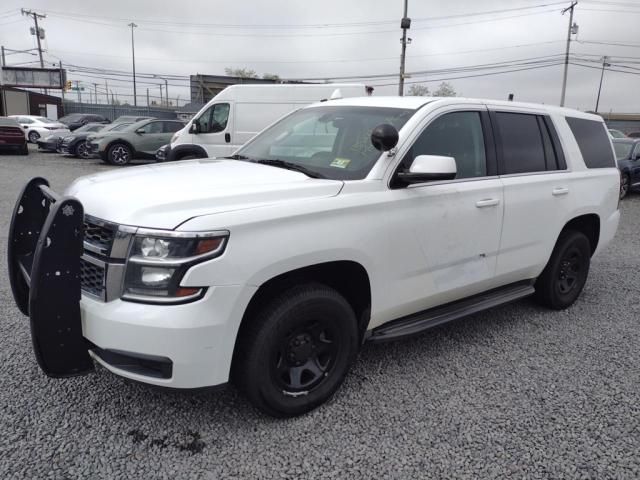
[{"xmin": 312, "ymin": 96, "xmax": 603, "ymax": 121}]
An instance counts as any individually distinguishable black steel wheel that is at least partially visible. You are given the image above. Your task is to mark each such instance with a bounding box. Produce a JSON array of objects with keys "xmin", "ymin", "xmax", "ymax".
[
  {"xmin": 107, "ymin": 143, "xmax": 132, "ymax": 165},
  {"xmin": 234, "ymin": 283, "xmax": 359, "ymax": 417},
  {"xmin": 535, "ymin": 230, "xmax": 591, "ymax": 310},
  {"xmin": 620, "ymin": 173, "xmax": 630, "ymax": 200}
]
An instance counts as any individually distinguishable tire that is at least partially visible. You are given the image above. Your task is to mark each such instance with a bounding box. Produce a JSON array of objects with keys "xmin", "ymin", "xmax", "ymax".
[
  {"xmin": 107, "ymin": 143, "xmax": 132, "ymax": 165},
  {"xmin": 234, "ymin": 283, "xmax": 359, "ymax": 418},
  {"xmin": 534, "ymin": 230, "xmax": 591, "ymax": 310},
  {"xmin": 76, "ymin": 141, "xmax": 90, "ymax": 159},
  {"xmin": 28, "ymin": 131, "xmax": 40, "ymax": 143},
  {"xmin": 620, "ymin": 173, "xmax": 630, "ymax": 200}
]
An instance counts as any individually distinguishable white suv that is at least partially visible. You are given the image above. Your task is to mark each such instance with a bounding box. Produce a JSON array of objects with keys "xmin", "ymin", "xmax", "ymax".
[{"xmin": 8, "ymin": 97, "xmax": 620, "ymax": 417}]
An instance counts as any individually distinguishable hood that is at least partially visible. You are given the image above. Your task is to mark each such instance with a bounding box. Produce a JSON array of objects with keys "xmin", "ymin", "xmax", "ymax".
[{"xmin": 66, "ymin": 159, "xmax": 343, "ymax": 229}]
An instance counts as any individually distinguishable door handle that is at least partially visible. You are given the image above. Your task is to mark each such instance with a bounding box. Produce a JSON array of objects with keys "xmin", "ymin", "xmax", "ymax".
[
  {"xmin": 552, "ymin": 187, "xmax": 569, "ymax": 196},
  {"xmin": 225, "ymin": 133, "xmax": 231, "ymax": 143},
  {"xmin": 475, "ymin": 198, "xmax": 500, "ymax": 208}
]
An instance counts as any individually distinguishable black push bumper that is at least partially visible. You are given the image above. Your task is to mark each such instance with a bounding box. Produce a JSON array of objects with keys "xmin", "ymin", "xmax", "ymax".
[{"xmin": 8, "ymin": 177, "xmax": 94, "ymax": 377}]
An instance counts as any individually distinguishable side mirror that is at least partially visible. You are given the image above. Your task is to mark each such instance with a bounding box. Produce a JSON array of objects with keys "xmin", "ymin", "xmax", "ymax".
[
  {"xmin": 189, "ymin": 121, "xmax": 201, "ymax": 134},
  {"xmin": 371, "ymin": 124, "xmax": 399, "ymax": 151},
  {"xmin": 135, "ymin": 128, "xmax": 145, "ymax": 134},
  {"xmin": 397, "ymin": 155, "xmax": 457, "ymax": 184}
]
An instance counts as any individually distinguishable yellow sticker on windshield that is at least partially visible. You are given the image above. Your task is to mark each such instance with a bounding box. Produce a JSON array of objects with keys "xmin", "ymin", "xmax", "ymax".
[{"xmin": 330, "ymin": 158, "xmax": 351, "ymax": 169}]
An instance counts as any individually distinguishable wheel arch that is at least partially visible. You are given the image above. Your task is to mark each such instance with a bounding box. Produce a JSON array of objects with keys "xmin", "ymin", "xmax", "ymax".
[
  {"xmin": 230, "ymin": 260, "xmax": 372, "ymax": 374},
  {"xmin": 168, "ymin": 144, "xmax": 208, "ymax": 161},
  {"xmin": 561, "ymin": 213, "xmax": 600, "ymax": 256},
  {"xmin": 106, "ymin": 138, "xmax": 137, "ymax": 156}
]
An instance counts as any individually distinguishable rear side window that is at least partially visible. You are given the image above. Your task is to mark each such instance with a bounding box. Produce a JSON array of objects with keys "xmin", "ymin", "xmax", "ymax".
[
  {"xmin": 566, "ymin": 117, "xmax": 615, "ymax": 168},
  {"xmin": 162, "ymin": 121, "xmax": 183, "ymax": 133},
  {"xmin": 495, "ymin": 112, "xmax": 546, "ymax": 174}
]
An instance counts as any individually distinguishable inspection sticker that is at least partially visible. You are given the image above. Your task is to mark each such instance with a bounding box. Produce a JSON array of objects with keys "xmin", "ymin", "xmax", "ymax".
[{"xmin": 330, "ymin": 158, "xmax": 351, "ymax": 169}]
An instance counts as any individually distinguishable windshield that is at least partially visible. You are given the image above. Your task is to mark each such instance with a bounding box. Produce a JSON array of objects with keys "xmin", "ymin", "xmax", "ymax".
[
  {"xmin": 75, "ymin": 123, "xmax": 104, "ymax": 133},
  {"xmin": 105, "ymin": 122, "xmax": 133, "ymax": 132},
  {"xmin": 236, "ymin": 106, "xmax": 414, "ymax": 180},
  {"xmin": 59, "ymin": 114, "xmax": 83, "ymax": 122},
  {"xmin": 614, "ymin": 142, "xmax": 634, "ymax": 160}
]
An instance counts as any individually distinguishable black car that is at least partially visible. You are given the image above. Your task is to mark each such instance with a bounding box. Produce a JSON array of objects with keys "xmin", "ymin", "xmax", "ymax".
[
  {"xmin": 59, "ymin": 113, "xmax": 110, "ymax": 131},
  {"xmin": 58, "ymin": 123, "xmax": 109, "ymax": 158},
  {"xmin": 613, "ymin": 138, "xmax": 640, "ymax": 199}
]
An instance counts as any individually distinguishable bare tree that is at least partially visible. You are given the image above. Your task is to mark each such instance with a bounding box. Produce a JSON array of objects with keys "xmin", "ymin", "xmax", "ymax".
[
  {"xmin": 262, "ymin": 73, "xmax": 280, "ymax": 81},
  {"xmin": 224, "ymin": 67, "xmax": 258, "ymax": 79},
  {"xmin": 432, "ymin": 82, "xmax": 457, "ymax": 97},
  {"xmin": 408, "ymin": 84, "xmax": 430, "ymax": 96}
]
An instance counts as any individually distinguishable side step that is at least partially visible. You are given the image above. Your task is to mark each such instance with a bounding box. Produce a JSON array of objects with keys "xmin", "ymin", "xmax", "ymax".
[{"xmin": 368, "ymin": 282, "xmax": 535, "ymax": 343}]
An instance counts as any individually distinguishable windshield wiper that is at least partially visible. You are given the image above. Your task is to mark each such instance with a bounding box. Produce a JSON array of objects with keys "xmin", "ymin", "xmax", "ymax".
[
  {"xmin": 223, "ymin": 153, "xmax": 251, "ymax": 160},
  {"xmin": 252, "ymin": 159, "xmax": 325, "ymax": 179}
]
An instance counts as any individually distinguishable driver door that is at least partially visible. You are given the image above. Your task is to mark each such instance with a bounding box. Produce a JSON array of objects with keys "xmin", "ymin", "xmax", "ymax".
[
  {"xmin": 193, "ymin": 102, "xmax": 234, "ymax": 158},
  {"xmin": 387, "ymin": 107, "xmax": 504, "ymax": 310}
]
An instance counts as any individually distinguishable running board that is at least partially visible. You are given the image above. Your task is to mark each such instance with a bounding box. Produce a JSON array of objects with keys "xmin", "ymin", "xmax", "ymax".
[{"xmin": 368, "ymin": 282, "xmax": 535, "ymax": 343}]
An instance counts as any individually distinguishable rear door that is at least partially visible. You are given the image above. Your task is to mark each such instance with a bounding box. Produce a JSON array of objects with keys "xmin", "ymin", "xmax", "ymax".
[{"xmin": 492, "ymin": 110, "xmax": 570, "ymax": 283}]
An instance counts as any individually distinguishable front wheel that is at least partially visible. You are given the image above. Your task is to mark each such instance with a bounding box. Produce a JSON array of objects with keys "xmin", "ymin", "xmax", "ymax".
[
  {"xmin": 107, "ymin": 143, "xmax": 132, "ymax": 165},
  {"xmin": 75, "ymin": 141, "xmax": 91, "ymax": 159},
  {"xmin": 234, "ymin": 283, "xmax": 359, "ymax": 417},
  {"xmin": 535, "ymin": 230, "xmax": 591, "ymax": 310}
]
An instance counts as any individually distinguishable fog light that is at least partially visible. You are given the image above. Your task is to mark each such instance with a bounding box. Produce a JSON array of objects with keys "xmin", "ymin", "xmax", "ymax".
[{"xmin": 141, "ymin": 267, "xmax": 173, "ymax": 286}]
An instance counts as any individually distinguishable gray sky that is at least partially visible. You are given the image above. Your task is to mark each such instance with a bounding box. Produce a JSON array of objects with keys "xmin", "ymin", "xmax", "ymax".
[{"xmin": 1, "ymin": 0, "xmax": 639, "ymax": 112}]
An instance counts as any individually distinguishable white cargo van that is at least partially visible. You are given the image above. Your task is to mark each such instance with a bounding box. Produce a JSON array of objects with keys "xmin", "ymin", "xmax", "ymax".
[{"xmin": 166, "ymin": 83, "xmax": 370, "ymax": 160}]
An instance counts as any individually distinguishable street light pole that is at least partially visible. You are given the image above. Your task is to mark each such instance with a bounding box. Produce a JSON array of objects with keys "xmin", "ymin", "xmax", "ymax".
[
  {"xmin": 398, "ymin": 0, "xmax": 410, "ymax": 96},
  {"xmin": 164, "ymin": 78, "xmax": 169, "ymax": 107},
  {"xmin": 595, "ymin": 56, "xmax": 610, "ymax": 114},
  {"xmin": 560, "ymin": 1, "xmax": 577, "ymax": 107},
  {"xmin": 128, "ymin": 22, "xmax": 138, "ymax": 106}
]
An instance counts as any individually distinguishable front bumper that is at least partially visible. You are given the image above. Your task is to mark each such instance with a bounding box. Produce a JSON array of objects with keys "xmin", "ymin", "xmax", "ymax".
[
  {"xmin": 8, "ymin": 177, "xmax": 250, "ymax": 388},
  {"xmin": 155, "ymin": 144, "xmax": 171, "ymax": 162},
  {"xmin": 38, "ymin": 137, "xmax": 62, "ymax": 151}
]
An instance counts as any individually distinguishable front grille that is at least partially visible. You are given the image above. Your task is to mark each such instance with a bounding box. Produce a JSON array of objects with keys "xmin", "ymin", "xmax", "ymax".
[
  {"xmin": 80, "ymin": 258, "xmax": 106, "ymax": 298},
  {"xmin": 84, "ymin": 219, "xmax": 116, "ymax": 255}
]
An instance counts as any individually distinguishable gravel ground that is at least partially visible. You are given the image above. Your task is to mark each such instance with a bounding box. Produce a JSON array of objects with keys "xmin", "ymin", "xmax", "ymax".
[{"xmin": 1, "ymin": 145, "xmax": 639, "ymax": 479}]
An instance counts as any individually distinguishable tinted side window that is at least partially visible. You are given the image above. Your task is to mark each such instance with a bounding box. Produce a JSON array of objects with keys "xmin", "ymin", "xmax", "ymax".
[
  {"xmin": 495, "ymin": 112, "xmax": 546, "ymax": 174},
  {"xmin": 139, "ymin": 121, "xmax": 163, "ymax": 134},
  {"xmin": 566, "ymin": 117, "xmax": 615, "ymax": 168},
  {"xmin": 402, "ymin": 111, "xmax": 487, "ymax": 179},
  {"xmin": 163, "ymin": 121, "xmax": 183, "ymax": 133}
]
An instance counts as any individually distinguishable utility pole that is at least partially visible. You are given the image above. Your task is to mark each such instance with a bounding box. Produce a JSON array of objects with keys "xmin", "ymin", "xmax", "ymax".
[
  {"xmin": 93, "ymin": 83, "xmax": 98, "ymax": 104},
  {"xmin": 128, "ymin": 22, "xmax": 138, "ymax": 106},
  {"xmin": 60, "ymin": 61, "xmax": 65, "ymax": 104},
  {"xmin": 595, "ymin": 56, "xmax": 610, "ymax": 114},
  {"xmin": 560, "ymin": 1, "xmax": 578, "ymax": 107},
  {"xmin": 75, "ymin": 80, "xmax": 81, "ymax": 103},
  {"xmin": 398, "ymin": 0, "xmax": 410, "ymax": 96},
  {"xmin": 22, "ymin": 9, "xmax": 47, "ymax": 94},
  {"xmin": 159, "ymin": 84, "xmax": 163, "ymax": 107},
  {"xmin": 164, "ymin": 78, "xmax": 169, "ymax": 107},
  {"xmin": 1, "ymin": 46, "xmax": 5, "ymax": 67},
  {"xmin": 146, "ymin": 88, "xmax": 150, "ymax": 107},
  {"xmin": 105, "ymin": 79, "xmax": 109, "ymax": 104}
]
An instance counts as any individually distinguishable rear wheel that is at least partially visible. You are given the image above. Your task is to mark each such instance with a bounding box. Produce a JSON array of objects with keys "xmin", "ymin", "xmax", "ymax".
[
  {"xmin": 620, "ymin": 173, "xmax": 630, "ymax": 200},
  {"xmin": 535, "ymin": 230, "xmax": 591, "ymax": 310},
  {"xmin": 235, "ymin": 283, "xmax": 359, "ymax": 417},
  {"xmin": 28, "ymin": 131, "xmax": 40, "ymax": 143},
  {"xmin": 107, "ymin": 143, "xmax": 132, "ymax": 165}
]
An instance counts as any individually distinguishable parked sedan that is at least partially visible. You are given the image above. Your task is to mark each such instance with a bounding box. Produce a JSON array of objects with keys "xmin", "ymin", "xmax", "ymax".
[
  {"xmin": 0, "ymin": 117, "xmax": 28, "ymax": 155},
  {"xmin": 57, "ymin": 123, "xmax": 110, "ymax": 158},
  {"xmin": 9, "ymin": 115, "xmax": 70, "ymax": 143},
  {"xmin": 608, "ymin": 128, "xmax": 627, "ymax": 138},
  {"xmin": 87, "ymin": 119, "xmax": 184, "ymax": 165},
  {"xmin": 59, "ymin": 113, "xmax": 110, "ymax": 131},
  {"xmin": 613, "ymin": 138, "xmax": 640, "ymax": 199}
]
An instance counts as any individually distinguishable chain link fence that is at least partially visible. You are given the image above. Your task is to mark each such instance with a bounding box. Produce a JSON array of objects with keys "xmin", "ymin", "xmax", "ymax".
[{"xmin": 62, "ymin": 102, "xmax": 177, "ymax": 121}]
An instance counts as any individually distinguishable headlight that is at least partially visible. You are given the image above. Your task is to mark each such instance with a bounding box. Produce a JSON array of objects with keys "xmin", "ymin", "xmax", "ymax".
[
  {"xmin": 171, "ymin": 132, "xmax": 180, "ymax": 144},
  {"xmin": 122, "ymin": 230, "xmax": 228, "ymax": 303},
  {"xmin": 63, "ymin": 136, "xmax": 74, "ymax": 142}
]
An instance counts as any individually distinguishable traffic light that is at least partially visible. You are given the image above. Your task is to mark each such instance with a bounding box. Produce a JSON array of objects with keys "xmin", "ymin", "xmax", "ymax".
[{"xmin": 64, "ymin": 80, "xmax": 72, "ymax": 91}]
